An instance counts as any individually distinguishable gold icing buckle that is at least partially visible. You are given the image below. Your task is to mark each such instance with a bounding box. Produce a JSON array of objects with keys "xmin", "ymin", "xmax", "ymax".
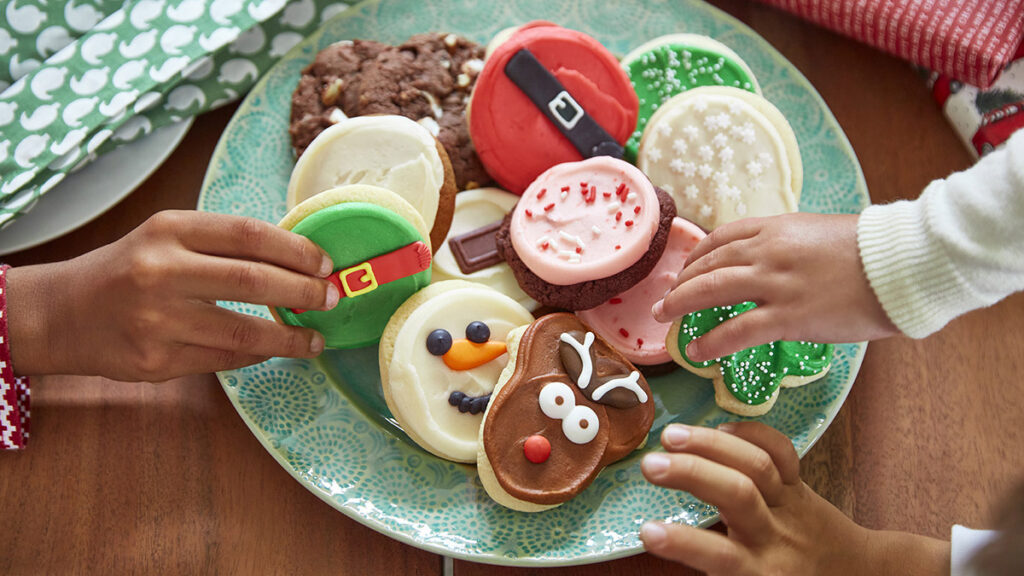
[{"xmin": 339, "ymin": 262, "xmax": 377, "ymax": 297}]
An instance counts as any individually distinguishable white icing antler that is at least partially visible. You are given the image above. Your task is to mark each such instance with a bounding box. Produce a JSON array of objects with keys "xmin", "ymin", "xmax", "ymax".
[
  {"xmin": 591, "ymin": 371, "xmax": 648, "ymax": 404},
  {"xmin": 559, "ymin": 331, "xmax": 595, "ymax": 389}
]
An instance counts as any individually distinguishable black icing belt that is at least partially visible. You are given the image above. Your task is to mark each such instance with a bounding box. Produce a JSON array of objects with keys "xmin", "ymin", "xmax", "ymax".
[{"xmin": 503, "ymin": 48, "xmax": 624, "ymax": 159}]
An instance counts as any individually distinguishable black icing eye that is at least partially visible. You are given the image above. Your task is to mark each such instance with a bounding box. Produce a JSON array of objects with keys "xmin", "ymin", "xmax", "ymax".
[
  {"xmin": 426, "ymin": 329, "xmax": 452, "ymax": 356},
  {"xmin": 465, "ymin": 321, "xmax": 490, "ymax": 343}
]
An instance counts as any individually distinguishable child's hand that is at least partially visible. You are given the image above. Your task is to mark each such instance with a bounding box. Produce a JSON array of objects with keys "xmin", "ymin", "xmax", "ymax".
[
  {"xmin": 7, "ymin": 211, "xmax": 339, "ymax": 381},
  {"xmin": 640, "ymin": 422, "xmax": 949, "ymax": 576},
  {"xmin": 652, "ymin": 213, "xmax": 898, "ymax": 362}
]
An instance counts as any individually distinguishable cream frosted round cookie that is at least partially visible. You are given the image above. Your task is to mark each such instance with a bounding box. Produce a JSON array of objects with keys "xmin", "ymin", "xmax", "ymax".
[
  {"xmin": 666, "ymin": 302, "xmax": 833, "ymax": 417},
  {"xmin": 379, "ymin": 280, "xmax": 534, "ymax": 463},
  {"xmin": 431, "ymin": 187, "xmax": 537, "ymax": 311},
  {"xmin": 621, "ymin": 34, "xmax": 761, "ymax": 163},
  {"xmin": 638, "ymin": 86, "xmax": 802, "ymax": 231},
  {"xmin": 576, "ymin": 217, "xmax": 705, "ymax": 366},
  {"xmin": 287, "ymin": 115, "xmax": 457, "ymax": 249}
]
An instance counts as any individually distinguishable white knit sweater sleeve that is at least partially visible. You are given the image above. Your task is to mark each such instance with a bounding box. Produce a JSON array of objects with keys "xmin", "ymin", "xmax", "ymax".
[{"xmin": 857, "ymin": 130, "xmax": 1024, "ymax": 338}]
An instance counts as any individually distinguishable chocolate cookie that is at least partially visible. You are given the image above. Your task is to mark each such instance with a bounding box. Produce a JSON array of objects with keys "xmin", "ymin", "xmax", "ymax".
[
  {"xmin": 496, "ymin": 177, "xmax": 677, "ymax": 311},
  {"xmin": 290, "ymin": 34, "xmax": 491, "ymax": 190}
]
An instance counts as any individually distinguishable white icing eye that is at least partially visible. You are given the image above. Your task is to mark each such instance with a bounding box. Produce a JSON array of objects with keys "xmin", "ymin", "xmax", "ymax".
[
  {"xmin": 562, "ymin": 405, "xmax": 599, "ymax": 445},
  {"xmin": 539, "ymin": 382, "xmax": 575, "ymax": 420}
]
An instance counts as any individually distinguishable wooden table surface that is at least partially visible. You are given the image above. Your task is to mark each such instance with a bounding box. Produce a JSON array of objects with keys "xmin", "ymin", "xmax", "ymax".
[{"xmin": 3, "ymin": 1, "xmax": 1023, "ymax": 574}]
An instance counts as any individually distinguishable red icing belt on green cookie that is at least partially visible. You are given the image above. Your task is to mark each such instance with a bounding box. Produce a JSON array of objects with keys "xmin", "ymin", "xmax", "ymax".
[
  {"xmin": 276, "ymin": 202, "xmax": 432, "ymax": 349},
  {"xmin": 470, "ymin": 24, "xmax": 638, "ymax": 194}
]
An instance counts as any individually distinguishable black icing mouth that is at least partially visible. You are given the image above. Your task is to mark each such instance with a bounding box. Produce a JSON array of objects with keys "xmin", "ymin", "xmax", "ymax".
[{"xmin": 448, "ymin": 391, "xmax": 491, "ymax": 415}]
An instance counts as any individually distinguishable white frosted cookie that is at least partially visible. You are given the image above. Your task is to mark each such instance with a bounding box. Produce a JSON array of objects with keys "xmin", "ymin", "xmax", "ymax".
[
  {"xmin": 638, "ymin": 86, "xmax": 802, "ymax": 231},
  {"xmin": 431, "ymin": 187, "xmax": 537, "ymax": 311},
  {"xmin": 286, "ymin": 114, "xmax": 457, "ymax": 248},
  {"xmin": 379, "ymin": 280, "xmax": 534, "ymax": 463}
]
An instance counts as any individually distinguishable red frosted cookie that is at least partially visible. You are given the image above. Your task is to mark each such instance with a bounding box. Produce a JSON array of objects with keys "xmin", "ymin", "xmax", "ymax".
[{"xmin": 469, "ymin": 24, "xmax": 639, "ymax": 194}]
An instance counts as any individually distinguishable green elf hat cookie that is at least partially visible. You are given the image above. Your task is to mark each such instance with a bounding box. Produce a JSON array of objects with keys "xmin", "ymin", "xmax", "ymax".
[
  {"xmin": 621, "ymin": 34, "xmax": 760, "ymax": 163},
  {"xmin": 666, "ymin": 302, "xmax": 833, "ymax": 417},
  {"xmin": 274, "ymin": 185, "xmax": 433, "ymax": 349}
]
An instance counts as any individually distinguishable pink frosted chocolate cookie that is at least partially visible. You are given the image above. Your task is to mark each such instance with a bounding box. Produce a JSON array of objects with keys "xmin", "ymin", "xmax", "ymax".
[
  {"xmin": 495, "ymin": 157, "xmax": 676, "ymax": 310},
  {"xmin": 576, "ymin": 217, "xmax": 706, "ymax": 365}
]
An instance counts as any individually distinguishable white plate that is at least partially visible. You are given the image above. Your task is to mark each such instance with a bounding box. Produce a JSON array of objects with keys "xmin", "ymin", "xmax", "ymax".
[{"xmin": 0, "ymin": 119, "xmax": 194, "ymax": 255}]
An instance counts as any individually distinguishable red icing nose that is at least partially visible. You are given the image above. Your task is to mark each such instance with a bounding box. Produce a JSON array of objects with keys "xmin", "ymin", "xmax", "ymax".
[{"xmin": 524, "ymin": 435, "xmax": 551, "ymax": 464}]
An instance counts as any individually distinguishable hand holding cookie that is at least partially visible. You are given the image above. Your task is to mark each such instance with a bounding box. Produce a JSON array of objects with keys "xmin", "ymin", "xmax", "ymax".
[
  {"xmin": 640, "ymin": 422, "xmax": 949, "ymax": 576},
  {"xmin": 6, "ymin": 211, "xmax": 336, "ymax": 381},
  {"xmin": 653, "ymin": 213, "xmax": 897, "ymax": 362}
]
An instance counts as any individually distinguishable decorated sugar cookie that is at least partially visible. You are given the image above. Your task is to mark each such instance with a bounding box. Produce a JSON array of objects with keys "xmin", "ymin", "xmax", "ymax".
[
  {"xmin": 621, "ymin": 34, "xmax": 761, "ymax": 162},
  {"xmin": 638, "ymin": 86, "xmax": 802, "ymax": 231},
  {"xmin": 286, "ymin": 115, "xmax": 458, "ymax": 250},
  {"xmin": 667, "ymin": 302, "xmax": 833, "ymax": 416},
  {"xmin": 379, "ymin": 281, "xmax": 533, "ymax": 463},
  {"xmin": 577, "ymin": 217, "xmax": 706, "ymax": 366},
  {"xmin": 274, "ymin": 185, "xmax": 432, "ymax": 349},
  {"xmin": 431, "ymin": 187, "xmax": 537, "ymax": 311},
  {"xmin": 495, "ymin": 157, "xmax": 676, "ymax": 310},
  {"xmin": 469, "ymin": 23, "xmax": 639, "ymax": 194},
  {"xmin": 477, "ymin": 313, "xmax": 654, "ymax": 511}
]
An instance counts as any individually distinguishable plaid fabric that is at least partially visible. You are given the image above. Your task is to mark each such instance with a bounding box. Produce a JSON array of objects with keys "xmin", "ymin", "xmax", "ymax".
[{"xmin": 754, "ymin": 0, "xmax": 1024, "ymax": 89}]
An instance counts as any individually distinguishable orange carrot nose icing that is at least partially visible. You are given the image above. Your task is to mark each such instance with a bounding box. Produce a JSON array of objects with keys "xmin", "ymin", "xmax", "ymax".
[{"xmin": 442, "ymin": 339, "xmax": 507, "ymax": 371}]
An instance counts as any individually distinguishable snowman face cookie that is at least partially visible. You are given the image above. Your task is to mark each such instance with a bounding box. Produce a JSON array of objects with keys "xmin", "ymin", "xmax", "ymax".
[
  {"xmin": 476, "ymin": 314, "xmax": 654, "ymax": 511},
  {"xmin": 379, "ymin": 281, "xmax": 534, "ymax": 463}
]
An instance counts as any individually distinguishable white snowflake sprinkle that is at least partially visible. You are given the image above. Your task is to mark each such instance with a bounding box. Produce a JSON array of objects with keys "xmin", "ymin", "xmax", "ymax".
[
  {"xmin": 746, "ymin": 160, "xmax": 764, "ymax": 176},
  {"xmin": 681, "ymin": 162, "xmax": 697, "ymax": 177},
  {"xmin": 698, "ymin": 145, "xmax": 714, "ymax": 161},
  {"xmin": 670, "ymin": 158, "xmax": 686, "ymax": 173},
  {"xmin": 656, "ymin": 123, "xmax": 673, "ymax": 137},
  {"xmin": 672, "ymin": 138, "xmax": 688, "ymax": 154},
  {"xmin": 684, "ymin": 184, "xmax": 699, "ymax": 199},
  {"xmin": 699, "ymin": 204, "xmax": 713, "ymax": 217},
  {"xmin": 683, "ymin": 125, "xmax": 700, "ymax": 141},
  {"xmin": 698, "ymin": 164, "xmax": 714, "ymax": 179},
  {"xmin": 712, "ymin": 133, "xmax": 729, "ymax": 149},
  {"xmin": 719, "ymin": 146, "xmax": 734, "ymax": 163},
  {"xmin": 647, "ymin": 147, "xmax": 663, "ymax": 162}
]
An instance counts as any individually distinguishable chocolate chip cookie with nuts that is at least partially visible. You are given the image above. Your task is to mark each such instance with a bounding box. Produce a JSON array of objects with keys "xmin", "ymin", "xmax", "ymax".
[{"xmin": 289, "ymin": 33, "xmax": 491, "ymax": 191}]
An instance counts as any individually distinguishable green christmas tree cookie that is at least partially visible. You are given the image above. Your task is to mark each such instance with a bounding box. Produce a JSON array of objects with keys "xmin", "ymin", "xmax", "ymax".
[{"xmin": 666, "ymin": 302, "xmax": 833, "ymax": 416}]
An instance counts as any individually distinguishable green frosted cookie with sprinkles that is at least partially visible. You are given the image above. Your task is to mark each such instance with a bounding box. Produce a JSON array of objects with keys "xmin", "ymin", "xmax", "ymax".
[
  {"xmin": 621, "ymin": 34, "xmax": 761, "ymax": 163},
  {"xmin": 665, "ymin": 302, "xmax": 833, "ymax": 417}
]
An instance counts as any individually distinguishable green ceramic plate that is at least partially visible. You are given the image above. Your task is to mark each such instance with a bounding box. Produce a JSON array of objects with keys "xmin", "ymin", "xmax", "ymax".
[{"xmin": 198, "ymin": 0, "xmax": 869, "ymax": 566}]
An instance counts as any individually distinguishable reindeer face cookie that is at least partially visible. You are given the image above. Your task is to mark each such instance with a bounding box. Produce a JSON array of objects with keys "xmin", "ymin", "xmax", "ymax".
[{"xmin": 477, "ymin": 313, "xmax": 654, "ymax": 512}]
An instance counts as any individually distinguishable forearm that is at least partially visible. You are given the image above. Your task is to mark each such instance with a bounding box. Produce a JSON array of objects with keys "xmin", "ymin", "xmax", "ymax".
[
  {"xmin": 6, "ymin": 262, "xmax": 76, "ymax": 376},
  {"xmin": 864, "ymin": 530, "xmax": 950, "ymax": 576}
]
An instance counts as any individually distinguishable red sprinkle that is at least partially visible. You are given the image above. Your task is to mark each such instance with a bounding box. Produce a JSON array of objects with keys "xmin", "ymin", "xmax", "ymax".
[
  {"xmin": 575, "ymin": 246, "xmax": 582, "ymax": 254},
  {"xmin": 524, "ymin": 435, "xmax": 551, "ymax": 464},
  {"xmin": 603, "ymin": 192, "xmax": 612, "ymax": 199},
  {"xmin": 525, "ymin": 209, "xmax": 533, "ymax": 217},
  {"xmin": 634, "ymin": 205, "xmax": 641, "ymax": 214},
  {"xmin": 537, "ymin": 188, "xmax": 546, "ymax": 199},
  {"xmin": 625, "ymin": 220, "xmax": 634, "ymax": 227},
  {"xmin": 544, "ymin": 203, "xmax": 555, "ymax": 212},
  {"xmin": 616, "ymin": 183, "xmax": 628, "ymax": 199},
  {"xmin": 541, "ymin": 241, "xmax": 550, "ymax": 250},
  {"xmin": 609, "ymin": 298, "xmax": 623, "ymax": 304},
  {"xmin": 637, "ymin": 338, "xmax": 645, "ymax": 347},
  {"xmin": 615, "ymin": 245, "xmax": 621, "ymax": 250},
  {"xmin": 619, "ymin": 328, "xmax": 630, "ymax": 338},
  {"xmin": 561, "ymin": 186, "xmax": 570, "ymax": 193},
  {"xmin": 615, "ymin": 211, "xmax": 623, "ymax": 221},
  {"xmin": 580, "ymin": 181, "xmax": 589, "ymax": 188}
]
